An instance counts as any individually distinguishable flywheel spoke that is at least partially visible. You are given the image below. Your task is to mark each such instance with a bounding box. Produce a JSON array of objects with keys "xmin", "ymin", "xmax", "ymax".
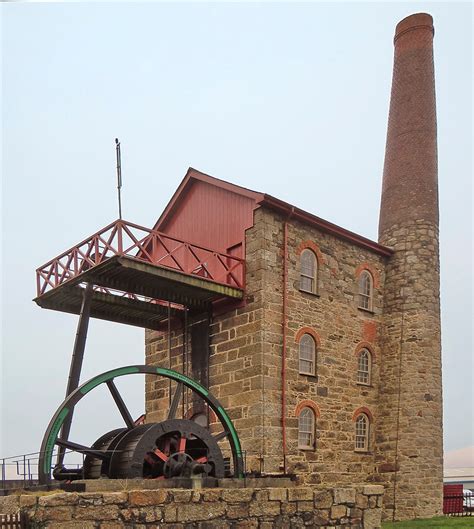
[
  {"xmin": 213, "ymin": 431, "xmax": 228, "ymax": 442},
  {"xmin": 178, "ymin": 436, "xmax": 187, "ymax": 453},
  {"xmin": 55, "ymin": 439, "xmax": 110, "ymax": 461},
  {"xmin": 106, "ymin": 379, "xmax": 135, "ymax": 429},
  {"xmin": 153, "ymin": 448, "xmax": 168, "ymax": 462},
  {"xmin": 167, "ymin": 382, "xmax": 183, "ymax": 420}
]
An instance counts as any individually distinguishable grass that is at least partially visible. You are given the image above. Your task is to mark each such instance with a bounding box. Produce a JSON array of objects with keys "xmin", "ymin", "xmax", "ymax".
[{"xmin": 382, "ymin": 516, "xmax": 474, "ymax": 528}]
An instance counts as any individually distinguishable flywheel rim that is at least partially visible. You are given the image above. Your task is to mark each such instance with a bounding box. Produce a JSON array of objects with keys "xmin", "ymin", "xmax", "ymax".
[{"xmin": 38, "ymin": 365, "xmax": 243, "ymax": 483}]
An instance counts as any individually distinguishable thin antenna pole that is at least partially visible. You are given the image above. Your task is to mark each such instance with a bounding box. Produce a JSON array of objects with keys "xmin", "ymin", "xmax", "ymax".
[{"xmin": 115, "ymin": 138, "xmax": 123, "ymax": 219}]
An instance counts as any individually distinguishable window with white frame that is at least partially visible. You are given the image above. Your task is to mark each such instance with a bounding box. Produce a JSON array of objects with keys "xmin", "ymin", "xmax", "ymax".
[
  {"xmin": 357, "ymin": 348, "xmax": 372, "ymax": 385},
  {"xmin": 298, "ymin": 407, "xmax": 315, "ymax": 449},
  {"xmin": 355, "ymin": 413, "xmax": 369, "ymax": 451},
  {"xmin": 299, "ymin": 333, "xmax": 316, "ymax": 375},
  {"xmin": 358, "ymin": 270, "xmax": 373, "ymax": 310},
  {"xmin": 300, "ymin": 249, "xmax": 317, "ymax": 293}
]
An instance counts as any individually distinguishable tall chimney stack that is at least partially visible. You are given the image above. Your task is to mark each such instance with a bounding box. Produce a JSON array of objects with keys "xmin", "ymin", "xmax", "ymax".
[
  {"xmin": 379, "ymin": 13, "xmax": 438, "ymax": 237},
  {"xmin": 377, "ymin": 13, "xmax": 443, "ymax": 520}
]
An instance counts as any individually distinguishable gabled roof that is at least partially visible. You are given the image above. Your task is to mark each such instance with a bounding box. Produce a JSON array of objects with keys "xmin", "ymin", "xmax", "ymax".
[
  {"xmin": 154, "ymin": 167, "xmax": 264, "ymax": 231},
  {"xmin": 155, "ymin": 167, "xmax": 393, "ymax": 257}
]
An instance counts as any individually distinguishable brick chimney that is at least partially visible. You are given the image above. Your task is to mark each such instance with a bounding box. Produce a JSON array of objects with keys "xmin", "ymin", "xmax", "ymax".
[
  {"xmin": 379, "ymin": 12, "xmax": 438, "ymax": 237},
  {"xmin": 377, "ymin": 13, "xmax": 443, "ymax": 521}
]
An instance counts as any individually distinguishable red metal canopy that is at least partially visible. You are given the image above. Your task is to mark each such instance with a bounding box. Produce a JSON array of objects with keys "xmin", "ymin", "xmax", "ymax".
[{"xmin": 35, "ymin": 219, "xmax": 244, "ymax": 330}]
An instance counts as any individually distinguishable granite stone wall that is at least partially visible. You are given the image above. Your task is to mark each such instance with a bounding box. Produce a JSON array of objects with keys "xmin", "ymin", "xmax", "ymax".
[
  {"xmin": 0, "ymin": 485, "xmax": 384, "ymax": 528},
  {"xmin": 376, "ymin": 221, "xmax": 443, "ymax": 520},
  {"xmin": 145, "ymin": 206, "xmax": 388, "ymax": 484},
  {"xmin": 256, "ymin": 208, "xmax": 387, "ymax": 482}
]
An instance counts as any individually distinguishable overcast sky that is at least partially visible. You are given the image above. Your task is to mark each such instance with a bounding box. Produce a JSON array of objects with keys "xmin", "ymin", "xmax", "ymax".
[{"xmin": 1, "ymin": 2, "xmax": 472, "ymax": 470}]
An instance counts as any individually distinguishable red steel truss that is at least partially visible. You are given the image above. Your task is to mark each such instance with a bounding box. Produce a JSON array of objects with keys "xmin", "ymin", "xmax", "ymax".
[{"xmin": 36, "ymin": 219, "xmax": 245, "ymax": 298}]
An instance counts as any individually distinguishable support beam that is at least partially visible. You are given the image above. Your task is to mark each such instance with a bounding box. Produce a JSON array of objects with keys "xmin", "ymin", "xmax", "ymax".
[{"xmin": 56, "ymin": 282, "xmax": 93, "ymax": 467}]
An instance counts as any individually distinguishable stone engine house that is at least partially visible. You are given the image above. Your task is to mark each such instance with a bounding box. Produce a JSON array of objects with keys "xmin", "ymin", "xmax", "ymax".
[{"xmin": 145, "ymin": 13, "xmax": 442, "ymax": 521}]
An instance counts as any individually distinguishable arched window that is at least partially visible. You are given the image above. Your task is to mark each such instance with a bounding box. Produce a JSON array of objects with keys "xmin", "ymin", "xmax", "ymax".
[
  {"xmin": 300, "ymin": 249, "xmax": 317, "ymax": 293},
  {"xmin": 358, "ymin": 270, "xmax": 373, "ymax": 310},
  {"xmin": 357, "ymin": 348, "xmax": 372, "ymax": 385},
  {"xmin": 298, "ymin": 407, "xmax": 315, "ymax": 449},
  {"xmin": 299, "ymin": 334, "xmax": 316, "ymax": 375},
  {"xmin": 355, "ymin": 413, "xmax": 370, "ymax": 451}
]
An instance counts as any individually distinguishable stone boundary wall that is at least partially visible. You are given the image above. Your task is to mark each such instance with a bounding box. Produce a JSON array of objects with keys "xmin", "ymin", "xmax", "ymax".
[{"xmin": 0, "ymin": 485, "xmax": 383, "ymax": 528}]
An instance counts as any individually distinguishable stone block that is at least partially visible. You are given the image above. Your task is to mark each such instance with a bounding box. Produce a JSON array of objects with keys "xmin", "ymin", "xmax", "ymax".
[
  {"xmin": 330, "ymin": 504, "xmax": 348, "ymax": 520},
  {"xmin": 0, "ymin": 495, "xmax": 20, "ymax": 514},
  {"xmin": 77, "ymin": 492, "xmax": 104, "ymax": 505},
  {"xmin": 281, "ymin": 500, "xmax": 296, "ymax": 515},
  {"xmin": 273, "ymin": 514, "xmax": 291, "ymax": 528},
  {"xmin": 102, "ymin": 492, "xmax": 128, "ymax": 505},
  {"xmin": 334, "ymin": 487, "xmax": 356, "ymax": 505},
  {"xmin": 288, "ymin": 487, "xmax": 313, "ymax": 501},
  {"xmin": 176, "ymin": 502, "xmax": 226, "ymax": 522},
  {"xmin": 296, "ymin": 500, "xmax": 314, "ymax": 512},
  {"xmin": 355, "ymin": 493, "xmax": 368, "ymax": 509},
  {"xmin": 363, "ymin": 485, "xmax": 384, "ymax": 496},
  {"xmin": 163, "ymin": 504, "xmax": 177, "ymax": 522},
  {"xmin": 74, "ymin": 504, "xmax": 120, "ymax": 521},
  {"xmin": 226, "ymin": 502, "xmax": 249, "ymax": 519},
  {"xmin": 48, "ymin": 523, "xmax": 95, "ymax": 529},
  {"xmin": 254, "ymin": 489, "xmax": 269, "ymax": 502},
  {"xmin": 314, "ymin": 508, "xmax": 330, "ymax": 525},
  {"xmin": 222, "ymin": 488, "xmax": 254, "ymax": 503},
  {"xmin": 38, "ymin": 492, "xmax": 79, "ymax": 507},
  {"xmin": 363, "ymin": 507, "xmax": 382, "ymax": 529},
  {"xmin": 99, "ymin": 523, "xmax": 124, "ymax": 529},
  {"xmin": 19, "ymin": 495, "xmax": 37, "ymax": 508},
  {"xmin": 201, "ymin": 489, "xmax": 222, "ymax": 502},
  {"xmin": 249, "ymin": 500, "xmax": 280, "ymax": 517},
  {"xmin": 314, "ymin": 490, "xmax": 333, "ymax": 508},
  {"xmin": 233, "ymin": 520, "xmax": 259, "ymax": 529},
  {"xmin": 268, "ymin": 488, "xmax": 287, "ymax": 501},
  {"xmin": 171, "ymin": 490, "xmax": 193, "ymax": 502},
  {"xmin": 128, "ymin": 489, "xmax": 169, "ymax": 506},
  {"xmin": 33, "ymin": 506, "xmax": 73, "ymax": 522},
  {"xmin": 197, "ymin": 521, "xmax": 230, "ymax": 529},
  {"xmin": 139, "ymin": 506, "xmax": 163, "ymax": 522},
  {"xmin": 119, "ymin": 507, "xmax": 139, "ymax": 522}
]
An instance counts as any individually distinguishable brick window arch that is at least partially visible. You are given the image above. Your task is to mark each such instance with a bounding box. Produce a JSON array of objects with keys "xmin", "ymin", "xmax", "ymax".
[
  {"xmin": 299, "ymin": 333, "xmax": 316, "ymax": 376},
  {"xmin": 358, "ymin": 270, "xmax": 373, "ymax": 311},
  {"xmin": 355, "ymin": 263, "xmax": 380, "ymax": 288},
  {"xmin": 298, "ymin": 407, "xmax": 316, "ymax": 449},
  {"xmin": 352, "ymin": 407, "xmax": 373, "ymax": 452},
  {"xmin": 357, "ymin": 348, "xmax": 372, "ymax": 385},
  {"xmin": 300, "ymin": 249, "xmax": 318, "ymax": 294},
  {"xmin": 295, "ymin": 328, "xmax": 321, "ymax": 377}
]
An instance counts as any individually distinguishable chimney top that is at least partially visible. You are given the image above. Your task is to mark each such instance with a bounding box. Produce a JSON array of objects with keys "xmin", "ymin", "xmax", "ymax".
[
  {"xmin": 378, "ymin": 13, "xmax": 438, "ymax": 240},
  {"xmin": 394, "ymin": 13, "xmax": 434, "ymax": 44}
]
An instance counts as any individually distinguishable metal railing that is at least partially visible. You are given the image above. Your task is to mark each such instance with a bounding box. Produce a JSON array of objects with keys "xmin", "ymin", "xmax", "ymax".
[
  {"xmin": 1, "ymin": 446, "xmax": 249, "ymax": 490},
  {"xmin": 443, "ymin": 492, "xmax": 473, "ymax": 516},
  {"xmin": 36, "ymin": 219, "xmax": 245, "ymax": 297},
  {"xmin": 0, "ymin": 513, "xmax": 27, "ymax": 529},
  {"xmin": 0, "ymin": 449, "xmax": 83, "ymax": 491}
]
